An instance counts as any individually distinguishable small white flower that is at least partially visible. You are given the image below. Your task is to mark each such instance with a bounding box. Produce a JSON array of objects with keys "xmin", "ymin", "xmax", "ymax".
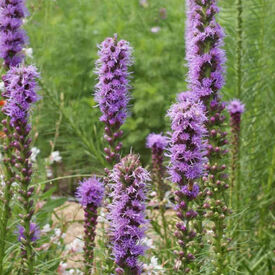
[
  {"xmin": 31, "ymin": 147, "xmax": 40, "ymax": 162},
  {"xmin": 49, "ymin": 151, "xmax": 62, "ymax": 164},
  {"xmin": 57, "ymin": 261, "xmax": 67, "ymax": 274},
  {"xmin": 46, "ymin": 167, "xmax": 53, "ymax": 178},
  {"xmin": 23, "ymin": 48, "xmax": 33, "ymax": 59},
  {"xmin": 0, "ymin": 82, "xmax": 4, "ymax": 91},
  {"xmin": 143, "ymin": 256, "xmax": 164, "ymax": 274},
  {"xmin": 142, "ymin": 237, "xmax": 155, "ymax": 249},
  {"xmin": 42, "ymin": 224, "xmax": 51, "ymax": 233},
  {"xmin": 150, "ymin": 191, "xmax": 157, "ymax": 197},
  {"xmin": 151, "ymin": 26, "xmax": 161, "ymax": 33},
  {"xmin": 65, "ymin": 238, "xmax": 84, "ymax": 253},
  {"xmin": 139, "ymin": 0, "xmax": 148, "ymax": 8}
]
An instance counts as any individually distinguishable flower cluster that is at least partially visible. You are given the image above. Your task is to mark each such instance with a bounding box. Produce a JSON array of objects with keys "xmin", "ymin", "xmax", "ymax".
[
  {"xmin": 0, "ymin": 0, "xmax": 27, "ymax": 67},
  {"xmin": 109, "ymin": 154, "xmax": 150, "ymax": 275},
  {"xmin": 167, "ymin": 93, "xmax": 207, "ymax": 183},
  {"xmin": 1, "ymin": 65, "xmax": 39, "ymax": 273},
  {"xmin": 167, "ymin": 93, "xmax": 207, "ymax": 272},
  {"xmin": 2, "ymin": 65, "xmax": 39, "ymax": 124},
  {"xmin": 227, "ymin": 99, "xmax": 245, "ymax": 125},
  {"xmin": 76, "ymin": 177, "xmax": 104, "ymax": 273},
  {"xmin": 95, "ymin": 35, "xmax": 133, "ymax": 163},
  {"xmin": 185, "ymin": 0, "xmax": 225, "ymax": 99},
  {"xmin": 17, "ymin": 223, "xmax": 40, "ymax": 243},
  {"xmin": 185, "ymin": 1, "xmax": 230, "ymax": 273}
]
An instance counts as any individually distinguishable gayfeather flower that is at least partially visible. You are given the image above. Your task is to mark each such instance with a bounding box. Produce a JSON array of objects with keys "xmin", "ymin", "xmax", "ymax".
[
  {"xmin": 109, "ymin": 154, "xmax": 150, "ymax": 275},
  {"xmin": 185, "ymin": 1, "xmax": 230, "ymax": 273},
  {"xmin": 76, "ymin": 177, "xmax": 104, "ymax": 274},
  {"xmin": 146, "ymin": 133, "xmax": 169, "ymax": 245},
  {"xmin": 0, "ymin": 0, "xmax": 27, "ymax": 67},
  {"xmin": 227, "ymin": 99, "xmax": 245, "ymax": 124},
  {"xmin": 17, "ymin": 223, "xmax": 40, "ymax": 242},
  {"xmin": 95, "ymin": 35, "xmax": 133, "ymax": 163},
  {"xmin": 2, "ymin": 65, "xmax": 39, "ymax": 124},
  {"xmin": 1, "ymin": 65, "xmax": 39, "ymax": 274},
  {"xmin": 167, "ymin": 93, "xmax": 207, "ymax": 272},
  {"xmin": 227, "ymin": 99, "xmax": 245, "ymax": 210}
]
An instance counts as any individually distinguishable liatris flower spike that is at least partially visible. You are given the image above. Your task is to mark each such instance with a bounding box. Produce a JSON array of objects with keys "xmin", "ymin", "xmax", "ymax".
[
  {"xmin": 76, "ymin": 177, "xmax": 104, "ymax": 274},
  {"xmin": 0, "ymin": 0, "xmax": 27, "ymax": 67},
  {"xmin": 95, "ymin": 35, "xmax": 133, "ymax": 164},
  {"xmin": 1, "ymin": 65, "xmax": 39, "ymax": 275},
  {"xmin": 184, "ymin": 1, "xmax": 230, "ymax": 272},
  {"xmin": 17, "ymin": 223, "xmax": 40, "ymax": 243},
  {"xmin": 227, "ymin": 99, "xmax": 245, "ymax": 209},
  {"xmin": 167, "ymin": 93, "xmax": 207, "ymax": 273},
  {"xmin": 109, "ymin": 154, "xmax": 150, "ymax": 275},
  {"xmin": 146, "ymin": 133, "xmax": 169, "ymax": 246}
]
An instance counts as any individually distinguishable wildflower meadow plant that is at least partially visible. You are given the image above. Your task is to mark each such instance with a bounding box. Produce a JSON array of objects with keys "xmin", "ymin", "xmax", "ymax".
[
  {"xmin": 0, "ymin": 0, "xmax": 27, "ymax": 67},
  {"xmin": 185, "ymin": 1, "xmax": 230, "ymax": 272},
  {"xmin": 95, "ymin": 35, "xmax": 133, "ymax": 164},
  {"xmin": 146, "ymin": 133, "xmax": 169, "ymax": 246},
  {"xmin": 76, "ymin": 177, "xmax": 104, "ymax": 274},
  {"xmin": 2, "ymin": 65, "xmax": 39, "ymax": 274},
  {"xmin": 227, "ymin": 99, "xmax": 245, "ymax": 209},
  {"xmin": 109, "ymin": 154, "xmax": 150, "ymax": 275},
  {"xmin": 167, "ymin": 93, "xmax": 207, "ymax": 273}
]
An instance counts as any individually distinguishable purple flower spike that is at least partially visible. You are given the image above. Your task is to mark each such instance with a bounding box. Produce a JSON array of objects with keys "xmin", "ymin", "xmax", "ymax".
[
  {"xmin": 2, "ymin": 65, "xmax": 39, "ymax": 125},
  {"xmin": 109, "ymin": 154, "xmax": 150, "ymax": 275},
  {"xmin": 17, "ymin": 223, "xmax": 40, "ymax": 243},
  {"xmin": 167, "ymin": 93, "xmax": 206, "ymax": 272},
  {"xmin": 95, "ymin": 35, "xmax": 133, "ymax": 163},
  {"xmin": 185, "ymin": 0, "xmax": 226, "ymax": 99},
  {"xmin": 76, "ymin": 177, "xmax": 104, "ymax": 207},
  {"xmin": 0, "ymin": 0, "xmax": 28, "ymax": 67},
  {"xmin": 146, "ymin": 133, "xmax": 168, "ymax": 151},
  {"xmin": 227, "ymin": 99, "xmax": 245, "ymax": 125},
  {"xmin": 76, "ymin": 177, "xmax": 104, "ymax": 273},
  {"xmin": 167, "ymin": 93, "xmax": 207, "ymax": 183}
]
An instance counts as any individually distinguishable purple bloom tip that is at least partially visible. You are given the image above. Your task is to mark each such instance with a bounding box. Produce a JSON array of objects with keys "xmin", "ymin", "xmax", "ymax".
[
  {"xmin": 227, "ymin": 99, "xmax": 245, "ymax": 114},
  {"xmin": 2, "ymin": 65, "xmax": 39, "ymax": 124},
  {"xmin": 146, "ymin": 133, "xmax": 168, "ymax": 150},
  {"xmin": 76, "ymin": 176, "xmax": 104, "ymax": 207},
  {"xmin": 181, "ymin": 184, "xmax": 199, "ymax": 200},
  {"xmin": 16, "ymin": 223, "xmax": 40, "ymax": 242}
]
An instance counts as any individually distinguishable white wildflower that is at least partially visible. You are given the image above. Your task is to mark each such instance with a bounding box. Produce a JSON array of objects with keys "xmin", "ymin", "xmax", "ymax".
[
  {"xmin": 0, "ymin": 82, "xmax": 4, "ymax": 91},
  {"xmin": 143, "ymin": 256, "xmax": 164, "ymax": 274},
  {"xmin": 31, "ymin": 147, "xmax": 40, "ymax": 162},
  {"xmin": 23, "ymin": 48, "xmax": 33, "ymax": 59},
  {"xmin": 66, "ymin": 238, "xmax": 84, "ymax": 253},
  {"xmin": 49, "ymin": 151, "xmax": 62, "ymax": 164},
  {"xmin": 151, "ymin": 26, "xmax": 161, "ymax": 33},
  {"xmin": 42, "ymin": 224, "xmax": 51, "ymax": 233},
  {"xmin": 46, "ymin": 167, "xmax": 53, "ymax": 178},
  {"xmin": 142, "ymin": 237, "xmax": 155, "ymax": 249}
]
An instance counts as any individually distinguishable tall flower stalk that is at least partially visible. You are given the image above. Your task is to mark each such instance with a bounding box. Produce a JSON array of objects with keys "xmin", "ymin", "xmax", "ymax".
[
  {"xmin": 76, "ymin": 177, "xmax": 104, "ymax": 274},
  {"xmin": 146, "ymin": 133, "xmax": 169, "ymax": 247},
  {"xmin": 236, "ymin": 0, "xmax": 243, "ymax": 98},
  {"xmin": 1, "ymin": 65, "xmax": 39, "ymax": 274},
  {"xmin": 227, "ymin": 100, "xmax": 244, "ymax": 210},
  {"xmin": 95, "ymin": 35, "xmax": 133, "ymax": 273},
  {"xmin": 0, "ymin": 0, "xmax": 27, "ymax": 67},
  {"xmin": 185, "ymin": 1, "xmax": 230, "ymax": 272},
  {"xmin": 109, "ymin": 154, "xmax": 150, "ymax": 275},
  {"xmin": 167, "ymin": 93, "xmax": 207, "ymax": 273},
  {"xmin": 95, "ymin": 35, "xmax": 133, "ymax": 165}
]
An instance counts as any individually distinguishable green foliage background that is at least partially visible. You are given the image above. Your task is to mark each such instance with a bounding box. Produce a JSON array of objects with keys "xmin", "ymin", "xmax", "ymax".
[{"xmin": 21, "ymin": 0, "xmax": 275, "ymax": 273}]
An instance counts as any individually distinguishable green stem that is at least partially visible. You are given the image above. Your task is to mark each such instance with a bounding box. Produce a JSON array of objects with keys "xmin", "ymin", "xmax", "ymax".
[
  {"xmin": 236, "ymin": 0, "xmax": 243, "ymax": 98},
  {"xmin": 0, "ymin": 120, "xmax": 14, "ymax": 274}
]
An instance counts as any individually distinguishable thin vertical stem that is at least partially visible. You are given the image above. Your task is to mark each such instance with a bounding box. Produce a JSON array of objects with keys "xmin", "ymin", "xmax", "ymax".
[{"xmin": 236, "ymin": 0, "xmax": 243, "ymax": 99}]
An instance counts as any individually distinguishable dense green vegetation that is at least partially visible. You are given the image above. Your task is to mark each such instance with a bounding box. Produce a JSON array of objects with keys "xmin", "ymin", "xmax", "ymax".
[{"xmin": 1, "ymin": 0, "xmax": 274, "ymax": 274}]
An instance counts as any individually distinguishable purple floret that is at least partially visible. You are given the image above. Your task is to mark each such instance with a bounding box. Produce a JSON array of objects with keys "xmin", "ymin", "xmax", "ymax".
[
  {"xmin": 109, "ymin": 154, "xmax": 150, "ymax": 274},
  {"xmin": 0, "ymin": 0, "xmax": 27, "ymax": 67},
  {"xmin": 95, "ymin": 35, "xmax": 133, "ymax": 127},
  {"xmin": 146, "ymin": 133, "xmax": 168, "ymax": 150},
  {"xmin": 76, "ymin": 176, "xmax": 104, "ymax": 207},
  {"xmin": 167, "ymin": 93, "xmax": 207, "ymax": 183},
  {"xmin": 17, "ymin": 223, "xmax": 40, "ymax": 242},
  {"xmin": 2, "ymin": 65, "xmax": 39, "ymax": 124},
  {"xmin": 227, "ymin": 99, "xmax": 245, "ymax": 115}
]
